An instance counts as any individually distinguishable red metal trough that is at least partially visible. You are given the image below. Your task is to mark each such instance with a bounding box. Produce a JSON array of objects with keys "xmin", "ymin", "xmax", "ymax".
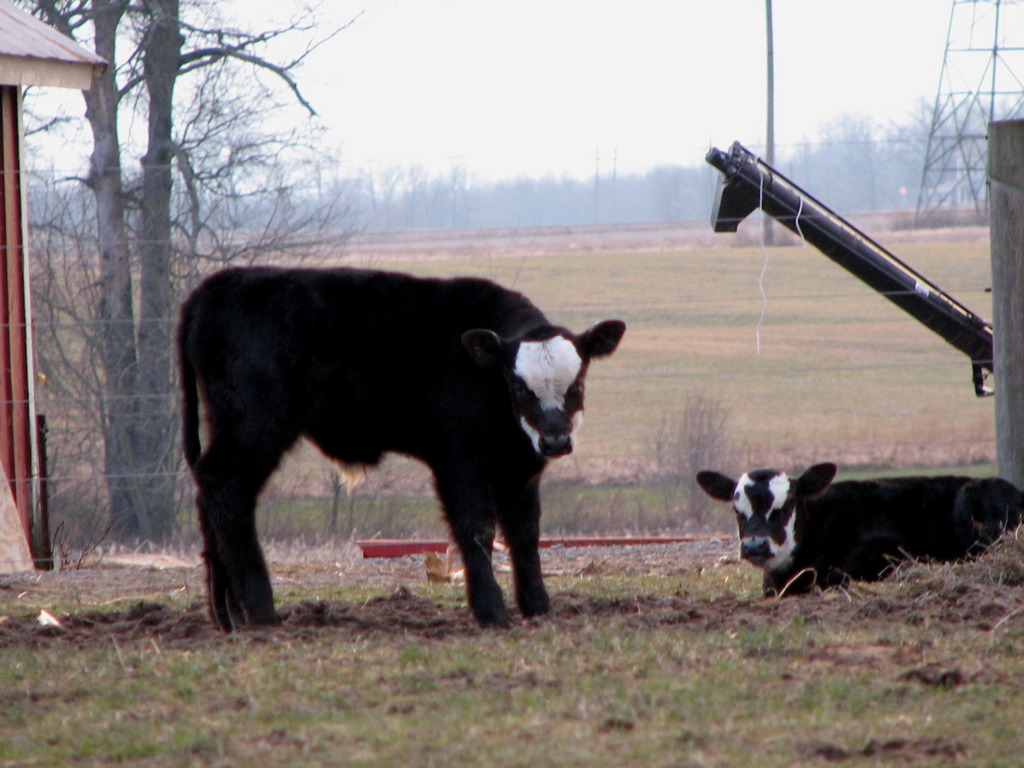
[{"xmin": 357, "ymin": 535, "xmax": 698, "ymax": 558}]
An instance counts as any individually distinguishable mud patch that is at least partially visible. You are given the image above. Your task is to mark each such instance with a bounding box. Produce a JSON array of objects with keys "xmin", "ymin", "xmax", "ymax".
[
  {"xmin": 806, "ymin": 737, "xmax": 967, "ymax": 762},
  {"xmin": 2, "ymin": 538, "xmax": 1024, "ymax": 658},
  {"xmin": 2, "ymin": 581, "xmax": 1023, "ymax": 655}
]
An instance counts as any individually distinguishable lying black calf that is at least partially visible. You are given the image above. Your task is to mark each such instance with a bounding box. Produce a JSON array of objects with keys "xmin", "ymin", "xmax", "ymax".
[{"xmin": 696, "ymin": 462, "xmax": 1022, "ymax": 595}]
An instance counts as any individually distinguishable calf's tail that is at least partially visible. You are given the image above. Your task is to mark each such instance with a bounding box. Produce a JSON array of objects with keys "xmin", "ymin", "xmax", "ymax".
[{"xmin": 178, "ymin": 302, "xmax": 202, "ymax": 470}]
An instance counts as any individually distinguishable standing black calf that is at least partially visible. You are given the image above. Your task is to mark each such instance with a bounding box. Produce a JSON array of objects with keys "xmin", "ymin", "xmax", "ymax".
[
  {"xmin": 178, "ymin": 266, "xmax": 625, "ymax": 630},
  {"xmin": 696, "ymin": 463, "xmax": 1023, "ymax": 596}
]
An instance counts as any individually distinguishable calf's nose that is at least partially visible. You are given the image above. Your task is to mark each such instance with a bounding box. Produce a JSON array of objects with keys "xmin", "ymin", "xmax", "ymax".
[
  {"xmin": 539, "ymin": 433, "xmax": 572, "ymax": 457},
  {"xmin": 741, "ymin": 537, "xmax": 773, "ymax": 564}
]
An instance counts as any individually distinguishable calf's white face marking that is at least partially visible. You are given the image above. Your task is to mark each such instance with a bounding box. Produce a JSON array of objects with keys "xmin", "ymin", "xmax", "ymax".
[
  {"xmin": 512, "ymin": 336, "xmax": 584, "ymax": 455},
  {"xmin": 768, "ymin": 512, "xmax": 798, "ymax": 573},
  {"xmin": 735, "ymin": 471, "xmax": 799, "ymax": 573},
  {"xmin": 735, "ymin": 471, "xmax": 791, "ymax": 519},
  {"xmin": 514, "ymin": 336, "xmax": 582, "ymax": 409}
]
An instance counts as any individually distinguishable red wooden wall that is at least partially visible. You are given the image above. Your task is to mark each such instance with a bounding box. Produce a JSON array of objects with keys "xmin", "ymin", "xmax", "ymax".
[{"xmin": 0, "ymin": 84, "xmax": 34, "ymax": 557}]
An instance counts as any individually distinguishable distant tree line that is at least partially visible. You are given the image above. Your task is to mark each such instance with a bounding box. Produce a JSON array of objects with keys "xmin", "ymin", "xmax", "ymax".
[{"xmin": 331, "ymin": 105, "xmax": 933, "ymax": 232}]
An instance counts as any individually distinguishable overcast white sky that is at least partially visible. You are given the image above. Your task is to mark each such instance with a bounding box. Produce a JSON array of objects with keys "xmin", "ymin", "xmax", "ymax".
[
  {"xmin": 277, "ymin": 0, "xmax": 954, "ymax": 181},
  {"xmin": 29, "ymin": 1, "xmax": 974, "ymax": 182}
]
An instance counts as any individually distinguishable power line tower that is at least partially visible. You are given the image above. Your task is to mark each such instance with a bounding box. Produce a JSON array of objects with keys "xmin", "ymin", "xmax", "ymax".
[{"xmin": 916, "ymin": 0, "xmax": 1024, "ymax": 225}]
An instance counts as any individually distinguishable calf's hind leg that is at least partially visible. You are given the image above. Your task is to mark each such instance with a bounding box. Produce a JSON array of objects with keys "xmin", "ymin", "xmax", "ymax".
[
  {"xmin": 196, "ymin": 501, "xmax": 243, "ymax": 630},
  {"xmin": 194, "ymin": 438, "xmax": 285, "ymax": 630}
]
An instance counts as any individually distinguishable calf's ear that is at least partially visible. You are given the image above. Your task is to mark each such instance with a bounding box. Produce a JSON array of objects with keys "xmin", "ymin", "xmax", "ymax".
[
  {"xmin": 462, "ymin": 329, "xmax": 504, "ymax": 369},
  {"xmin": 696, "ymin": 470, "xmax": 737, "ymax": 502},
  {"xmin": 796, "ymin": 462, "xmax": 837, "ymax": 498},
  {"xmin": 581, "ymin": 319, "xmax": 626, "ymax": 358}
]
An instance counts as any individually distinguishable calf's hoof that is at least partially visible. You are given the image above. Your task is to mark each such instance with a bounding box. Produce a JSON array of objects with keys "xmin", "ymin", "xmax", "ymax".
[
  {"xmin": 472, "ymin": 601, "xmax": 511, "ymax": 629},
  {"xmin": 517, "ymin": 581, "xmax": 551, "ymax": 618}
]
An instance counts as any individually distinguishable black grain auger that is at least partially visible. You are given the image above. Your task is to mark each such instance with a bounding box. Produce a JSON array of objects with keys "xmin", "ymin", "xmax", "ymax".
[{"xmin": 706, "ymin": 141, "xmax": 994, "ymax": 397}]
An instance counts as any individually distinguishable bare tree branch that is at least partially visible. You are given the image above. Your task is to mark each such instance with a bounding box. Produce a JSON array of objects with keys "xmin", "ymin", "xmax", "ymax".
[
  {"xmin": 177, "ymin": 9, "xmax": 362, "ymax": 117},
  {"xmin": 24, "ymin": 0, "xmax": 358, "ymax": 544}
]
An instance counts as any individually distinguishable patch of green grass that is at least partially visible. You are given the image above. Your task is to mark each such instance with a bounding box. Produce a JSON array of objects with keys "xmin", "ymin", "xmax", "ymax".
[
  {"xmin": 258, "ymin": 492, "xmax": 443, "ymax": 540},
  {"xmin": 5, "ymin": 561, "xmax": 1023, "ymax": 767}
]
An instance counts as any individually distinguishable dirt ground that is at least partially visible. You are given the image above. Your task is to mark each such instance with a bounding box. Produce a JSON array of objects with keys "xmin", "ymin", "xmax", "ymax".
[{"xmin": 4, "ymin": 536, "xmax": 1024, "ymax": 669}]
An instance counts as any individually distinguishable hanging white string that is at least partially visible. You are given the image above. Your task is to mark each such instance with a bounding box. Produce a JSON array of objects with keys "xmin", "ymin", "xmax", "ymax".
[
  {"xmin": 755, "ymin": 163, "xmax": 807, "ymax": 354},
  {"xmin": 794, "ymin": 195, "xmax": 806, "ymax": 247},
  {"xmin": 756, "ymin": 167, "xmax": 769, "ymax": 354}
]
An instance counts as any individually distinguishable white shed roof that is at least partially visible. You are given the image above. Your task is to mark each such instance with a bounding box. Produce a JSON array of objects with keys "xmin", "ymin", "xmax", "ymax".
[{"xmin": 0, "ymin": 0, "xmax": 105, "ymax": 89}]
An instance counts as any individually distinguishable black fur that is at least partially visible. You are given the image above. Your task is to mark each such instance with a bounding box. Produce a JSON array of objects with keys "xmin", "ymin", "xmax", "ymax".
[
  {"xmin": 954, "ymin": 477, "xmax": 1024, "ymax": 555},
  {"xmin": 178, "ymin": 266, "xmax": 625, "ymax": 630},
  {"xmin": 697, "ymin": 463, "xmax": 1023, "ymax": 596}
]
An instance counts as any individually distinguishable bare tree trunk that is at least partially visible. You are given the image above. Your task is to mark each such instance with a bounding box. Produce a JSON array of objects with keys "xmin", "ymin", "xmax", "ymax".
[
  {"xmin": 31, "ymin": 0, "xmax": 347, "ymax": 544},
  {"xmin": 79, "ymin": 0, "xmax": 143, "ymax": 540},
  {"xmin": 135, "ymin": 0, "xmax": 182, "ymax": 540}
]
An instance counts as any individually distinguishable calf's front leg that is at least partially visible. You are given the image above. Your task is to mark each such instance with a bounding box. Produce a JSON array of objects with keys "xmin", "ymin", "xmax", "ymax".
[{"xmin": 496, "ymin": 477, "xmax": 549, "ymax": 618}]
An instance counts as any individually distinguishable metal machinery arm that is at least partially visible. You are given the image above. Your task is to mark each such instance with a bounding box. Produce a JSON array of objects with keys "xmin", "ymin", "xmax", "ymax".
[{"xmin": 705, "ymin": 141, "xmax": 994, "ymax": 397}]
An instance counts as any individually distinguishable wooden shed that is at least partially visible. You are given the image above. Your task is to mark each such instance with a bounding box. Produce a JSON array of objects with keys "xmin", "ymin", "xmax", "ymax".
[{"xmin": 0, "ymin": 0, "xmax": 104, "ymax": 571}]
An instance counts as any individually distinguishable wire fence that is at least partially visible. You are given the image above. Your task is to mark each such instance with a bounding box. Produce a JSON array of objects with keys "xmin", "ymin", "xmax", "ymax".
[
  {"xmin": 7, "ymin": 218, "xmax": 995, "ymax": 567},
  {"xmin": 0, "ymin": 136, "xmax": 1001, "ymax": 568}
]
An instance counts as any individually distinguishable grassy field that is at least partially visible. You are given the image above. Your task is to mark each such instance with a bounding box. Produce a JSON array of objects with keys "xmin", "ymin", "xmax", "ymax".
[
  {"xmin": 3, "ymin": 534, "xmax": 1024, "ymax": 767},
  {"xmin": 4, "ymin": 224, "xmax": 1021, "ymax": 766}
]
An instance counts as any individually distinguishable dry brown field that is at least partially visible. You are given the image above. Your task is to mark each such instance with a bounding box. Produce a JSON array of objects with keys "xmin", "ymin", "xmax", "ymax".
[{"xmin": 298, "ymin": 219, "xmax": 997, "ymax": 485}]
